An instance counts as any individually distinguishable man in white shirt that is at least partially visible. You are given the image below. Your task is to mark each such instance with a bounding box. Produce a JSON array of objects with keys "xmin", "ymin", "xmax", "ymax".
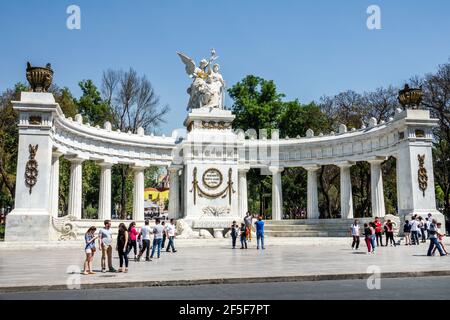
[
  {"xmin": 410, "ymin": 216, "xmax": 420, "ymax": 245},
  {"xmin": 150, "ymin": 219, "xmax": 165, "ymax": 259},
  {"xmin": 166, "ymin": 219, "xmax": 177, "ymax": 253},
  {"xmin": 98, "ymin": 220, "xmax": 116, "ymax": 273},
  {"xmin": 137, "ymin": 220, "xmax": 153, "ymax": 262}
]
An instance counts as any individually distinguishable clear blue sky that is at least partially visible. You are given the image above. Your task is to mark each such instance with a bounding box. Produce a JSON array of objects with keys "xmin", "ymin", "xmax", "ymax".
[{"xmin": 1, "ymin": 0, "xmax": 449, "ymax": 134}]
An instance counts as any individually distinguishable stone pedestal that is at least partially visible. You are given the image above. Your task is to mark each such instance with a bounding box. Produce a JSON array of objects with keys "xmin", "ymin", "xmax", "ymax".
[
  {"xmin": 182, "ymin": 107, "xmax": 240, "ymax": 230},
  {"xmin": 395, "ymin": 113, "xmax": 445, "ymax": 232},
  {"xmin": 5, "ymin": 93, "xmax": 58, "ymax": 241}
]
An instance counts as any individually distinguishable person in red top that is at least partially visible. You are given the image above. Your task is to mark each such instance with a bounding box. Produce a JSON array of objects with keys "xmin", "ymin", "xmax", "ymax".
[
  {"xmin": 127, "ymin": 221, "xmax": 139, "ymax": 261},
  {"xmin": 374, "ymin": 217, "xmax": 384, "ymax": 247}
]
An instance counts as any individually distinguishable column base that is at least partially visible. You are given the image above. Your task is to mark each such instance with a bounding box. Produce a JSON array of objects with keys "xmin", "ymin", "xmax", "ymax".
[{"xmin": 5, "ymin": 209, "xmax": 52, "ymax": 241}]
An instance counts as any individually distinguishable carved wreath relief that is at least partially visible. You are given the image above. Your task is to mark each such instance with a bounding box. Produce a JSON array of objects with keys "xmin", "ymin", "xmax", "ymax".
[
  {"xmin": 418, "ymin": 154, "xmax": 428, "ymax": 197},
  {"xmin": 190, "ymin": 167, "xmax": 235, "ymax": 205},
  {"xmin": 25, "ymin": 144, "xmax": 39, "ymax": 194}
]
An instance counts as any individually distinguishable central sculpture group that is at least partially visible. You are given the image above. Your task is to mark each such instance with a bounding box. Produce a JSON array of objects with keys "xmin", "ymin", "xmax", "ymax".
[{"xmin": 177, "ymin": 49, "xmax": 225, "ymax": 110}]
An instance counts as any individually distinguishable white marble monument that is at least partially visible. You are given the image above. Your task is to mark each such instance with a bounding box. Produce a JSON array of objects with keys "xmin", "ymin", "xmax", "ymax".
[{"xmin": 4, "ymin": 57, "xmax": 445, "ymax": 242}]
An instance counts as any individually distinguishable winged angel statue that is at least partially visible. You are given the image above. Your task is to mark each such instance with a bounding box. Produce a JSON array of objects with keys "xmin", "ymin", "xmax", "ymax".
[{"xmin": 177, "ymin": 49, "xmax": 225, "ymax": 110}]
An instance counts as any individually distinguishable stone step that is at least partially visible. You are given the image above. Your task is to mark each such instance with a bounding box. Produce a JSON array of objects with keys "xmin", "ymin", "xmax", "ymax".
[
  {"xmin": 264, "ymin": 225, "xmax": 352, "ymax": 231},
  {"xmin": 265, "ymin": 230, "xmax": 351, "ymax": 237},
  {"xmin": 265, "ymin": 218, "xmax": 375, "ymax": 226}
]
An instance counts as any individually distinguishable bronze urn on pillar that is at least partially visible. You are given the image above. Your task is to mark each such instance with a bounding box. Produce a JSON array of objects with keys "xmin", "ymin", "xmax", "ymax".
[
  {"xmin": 398, "ymin": 84, "xmax": 423, "ymax": 109},
  {"xmin": 26, "ymin": 62, "xmax": 53, "ymax": 92}
]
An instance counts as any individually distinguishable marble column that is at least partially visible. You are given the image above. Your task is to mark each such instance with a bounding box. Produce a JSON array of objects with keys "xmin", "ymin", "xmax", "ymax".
[
  {"xmin": 49, "ymin": 152, "xmax": 63, "ymax": 218},
  {"xmin": 369, "ymin": 159, "xmax": 386, "ymax": 218},
  {"xmin": 132, "ymin": 167, "xmax": 145, "ymax": 221},
  {"xmin": 98, "ymin": 163, "xmax": 113, "ymax": 220},
  {"xmin": 238, "ymin": 169, "xmax": 249, "ymax": 218},
  {"xmin": 304, "ymin": 165, "xmax": 320, "ymax": 219},
  {"xmin": 68, "ymin": 158, "xmax": 84, "ymax": 219},
  {"xmin": 338, "ymin": 162, "xmax": 354, "ymax": 219},
  {"xmin": 269, "ymin": 167, "xmax": 284, "ymax": 221},
  {"xmin": 168, "ymin": 166, "xmax": 181, "ymax": 219}
]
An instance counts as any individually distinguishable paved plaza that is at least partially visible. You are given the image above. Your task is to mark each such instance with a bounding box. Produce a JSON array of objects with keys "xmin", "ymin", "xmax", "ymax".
[{"xmin": 1, "ymin": 239, "xmax": 450, "ymax": 293}]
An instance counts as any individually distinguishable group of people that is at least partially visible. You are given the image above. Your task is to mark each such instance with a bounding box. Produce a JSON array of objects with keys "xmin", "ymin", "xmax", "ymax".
[
  {"xmin": 350, "ymin": 213, "xmax": 447, "ymax": 257},
  {"xmin": 351, "ymin": 217, "xmax": 395, "ymax": 254},
  {"xmin": 83, "ymin": 218, "xmax": 178, "ymax": 275},
  {"xmin": 230, "ymin": 212, "xmax": 265, "ymax": 250}
]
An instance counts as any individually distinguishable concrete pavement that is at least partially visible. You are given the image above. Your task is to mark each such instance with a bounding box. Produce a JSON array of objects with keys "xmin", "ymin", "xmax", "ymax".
[{"xmin": 1, "ymin": 238, "xmax": 449, "ymax": 293}]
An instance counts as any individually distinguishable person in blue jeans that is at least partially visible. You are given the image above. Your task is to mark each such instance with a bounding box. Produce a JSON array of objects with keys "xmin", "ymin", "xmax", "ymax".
[
  {"xmin": 255, "ymin": 215, "xmax": 265, "ymax": 250},
  {"xmin": 427, "ymin": 219, "xmax": 447, "ymax": 257},
  {"xmin": 150, "ymin": 218, "xmax": 164, "ymax": 259}
]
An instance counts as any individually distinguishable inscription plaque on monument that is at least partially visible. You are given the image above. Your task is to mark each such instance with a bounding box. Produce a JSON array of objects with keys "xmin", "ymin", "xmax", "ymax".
[{"xmin": 202, "ymin": 168, "xmax": 223, "ymax": 189}]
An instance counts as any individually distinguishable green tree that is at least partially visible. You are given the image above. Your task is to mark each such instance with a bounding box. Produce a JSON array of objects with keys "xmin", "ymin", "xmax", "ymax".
[{"xmin": 77, "ymin": 80, "xmax": 114, "ymax": 126}]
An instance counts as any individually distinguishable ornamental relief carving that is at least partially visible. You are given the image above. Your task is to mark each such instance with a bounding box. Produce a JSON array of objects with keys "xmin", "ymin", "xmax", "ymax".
[
  {"xmin": 190, "ymin": 167, "xmax": 235, "ymax": 205},
  {"xmin": 418, "ymin": 154, "xmax": 428, "ymax": 197},
  {"xmin": 25, "ymin": 144, "xmax": 39, "ymax": 194},
  {"xmin": 201, "ymin": 121, "xmax": 232, "ymax": 130}
]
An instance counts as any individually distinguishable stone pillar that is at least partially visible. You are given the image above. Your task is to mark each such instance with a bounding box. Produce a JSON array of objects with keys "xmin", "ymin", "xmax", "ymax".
[
  {"xmin": 5, "ymin": 92, "xmax": 58, "ymax": 241},
  {"xmin": 238, "ymin": 168, "xmax": 249, "ymax": 218},
  {"xmin": 98, "ymin": 162, "xmax": 113, "ymax": 220},
  {"xmin": 49, "ymin": 152, "xmax": 63, "ymax": 218},
  {"xmin": 132, "ymin": 167, "xmax": 145, "ymax": 221},
  {"xmin": 68, "ymin": 158, "xmax": 84, "ymax": 219},
  {"xmin": 338, "ymin": 162, "xmax": 354, "ymax": 219},
  {"xmin": 369, "ymin": 159, "xmax": 386, "ymax": 218},
  {"xmin": 304, "ymin": 165, "xmax": 320, "ymax": 219},
  {"xmin": 168, "ymin": 166, "xmax": 181, "ymax": 219},
  {"xmin": 269, "ymin": 167, "xmax": 284, "ymax": 221}
]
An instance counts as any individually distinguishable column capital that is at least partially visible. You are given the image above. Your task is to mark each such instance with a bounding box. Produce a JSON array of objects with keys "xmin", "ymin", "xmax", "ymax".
[
  {"xmin": 238, "ymin": 165, "xmax": 250, "ymax": 173},
  {"xmin": 52, "ymin": 151, "xmax": 64, "ymax": 158},
  {"xmin": 67, "ymin": 156, "xmax": 86, "ymax": 164},
  {"xmin": 131, "ymin": 166, "xmax": 146, "ymax": 172},
  {"xmin": 168, "ymin": 165, "xmax": 183, "ymax": 173},
  {"xmin": 269, "ymin": 166, "xmax": 284, "ymax": 174},
  {"xmin": 367, "ymin": 157, "xmax": 388, "ymax": 165},
  {"xmin": 336, "ymin": 161, "xmax": 355, "ymax": 169},
  {"xmin": 303, "ymin": 164, "xmax": 321, "ymax": 172},
  {"xmin": 98, "ymin": 161, "xmax": 115, "ymax": 169}
]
